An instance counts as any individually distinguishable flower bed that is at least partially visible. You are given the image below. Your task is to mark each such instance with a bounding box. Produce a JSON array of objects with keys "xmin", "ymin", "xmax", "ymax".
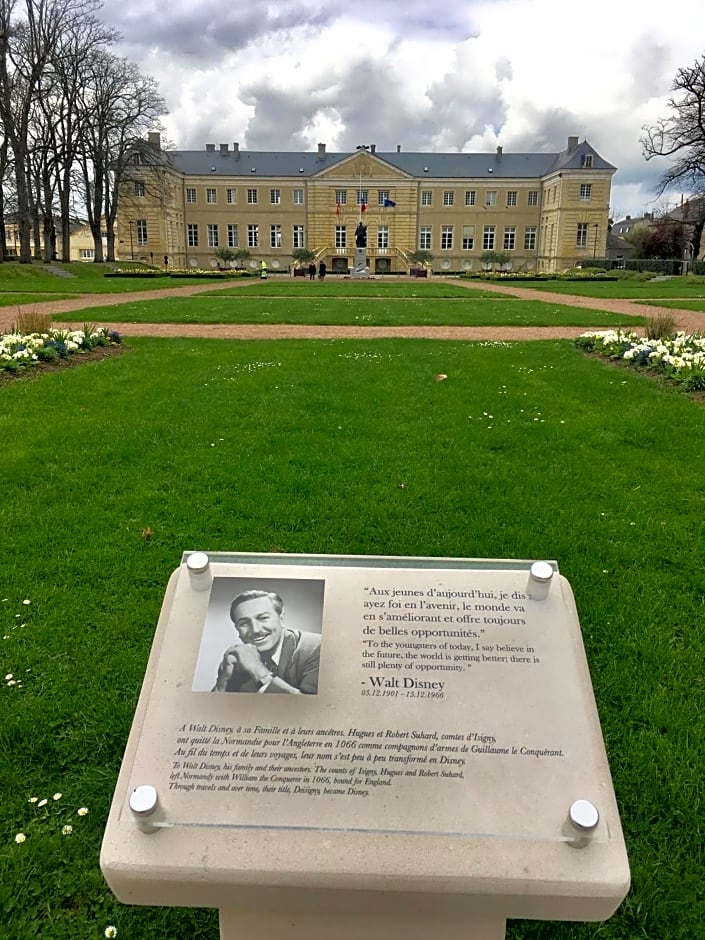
[
  {"xmin": 0, "ymin": 326, "xmax": 122, "ymax": 376},
  {"xmin": 575, "ymin": 329, "xmax": 705, "ymax": 391}
]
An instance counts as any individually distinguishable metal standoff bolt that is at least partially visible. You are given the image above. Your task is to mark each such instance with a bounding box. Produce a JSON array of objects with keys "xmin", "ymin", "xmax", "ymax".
[
  {"xmin": 129, "ymin": 785, "xmax": 160, "ymax": 833},
  {"xmin": 186, "ymin": 551, "xmax": 212, "ymax": 592},
  {"xmin": 526, "ymin": 561, "xmax": 554, "ymax": 600},
  {"xmin": 569, "ymin": 799, "xmax": 599, "ymax": 831}
]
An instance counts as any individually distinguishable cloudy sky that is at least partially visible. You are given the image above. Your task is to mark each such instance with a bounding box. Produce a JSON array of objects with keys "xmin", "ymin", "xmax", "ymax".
[{"xmin": 102, "ymin": 0, "xmax": 705, "ymax": 220}]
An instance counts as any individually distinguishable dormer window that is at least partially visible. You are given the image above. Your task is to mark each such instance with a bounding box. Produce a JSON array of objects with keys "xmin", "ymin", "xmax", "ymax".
[{"xmin": 582, "ymin": 155, "xmax": 593, "ymax": 168}]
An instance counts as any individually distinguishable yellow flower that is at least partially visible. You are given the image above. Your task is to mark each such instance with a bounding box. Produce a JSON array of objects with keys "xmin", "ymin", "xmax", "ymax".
[{"xmin": 14, "ymin": 833, "xmax": 26, "ymax": 843}]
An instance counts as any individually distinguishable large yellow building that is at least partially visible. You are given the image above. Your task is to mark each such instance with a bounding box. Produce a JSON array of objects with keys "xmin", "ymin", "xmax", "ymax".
[{"xmin": 117, "ymin": 134, "xmax": 615, "ymax": 274}]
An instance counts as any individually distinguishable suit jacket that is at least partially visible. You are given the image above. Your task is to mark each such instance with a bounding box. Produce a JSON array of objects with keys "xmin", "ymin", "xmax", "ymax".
[{"xmin": 225, "ymin": 628, "xmax": 320, "ymax": 694}]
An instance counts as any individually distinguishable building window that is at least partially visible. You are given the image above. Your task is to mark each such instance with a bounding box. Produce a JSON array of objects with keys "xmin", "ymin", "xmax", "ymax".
[
  {"xmin": 419, "ymin": 226, "xmax": 431, "ymax": 250},
  {"xmin": 506, "ymin": 191, "xmax": 517, "ymax": 207},
  {"xmin": 576, "ymin": 223, "xmax": 588, "ymax": 248},
  {"xmin": 187, "ymin": 224, "xmax": 198, "ymax": 247},
  {"xmin": 582, "ymin": 154, "xmax": 593, "ymax": 168},
  {"xmin": 335, "ymin": 190, "xmax": 347, "ymax": 205},
  {"xmin": 293, "ymin": 225, "xmax": 305, "ymax": 248},
  {"xmin": 227, "ymin": 224, "xmax": 239, "ymax": 247},
  {"xmin": 482, "ymin": 226, "xmax": 495, "ymax": 250},
  {"xmin": 356, "ymin": 190, "xmax": 368, "ymax": 205},
  {"xmin": 378, "ymin": 190, "xmax": 389, "ymax": 206},
  {"xmin": 465, "ymin": 190, "xmax": 476, "ymax": 206},
  {"xmin": 293, "ymin": 189, "xmax": 304, "ymax": 205},
  {"xmin": 186, "ymin": 187, "xmax": 196, "ymax": 203},
  {"xmin": 248, "ymin": 224, "xmax": 259, "ymax": 248},
  {"xmin": 335, "ymin": 225, "xmax": 346, "ymax": 249},
  {"xmin": 226, "ymin": 188, "xmax": 236, "ymax": 204},
  {"xmin": 462, "ymin": 226, "xmax": 474, "ymax": 250},
  {"xmin": 580, "ymin": 183, "xmax": 592, "ymax": 201},
  {"xmin": 377, "ymin": 226, "xmax": 389, "ymax": 249},
  {"xmin": 503, "ymin": 227, "xmax": 516, "ymax": 250},
  {"xmin": 270, "ymin": 188, "xmax": 281, "ymax": 205},
  {"xmin": 485, "ymin": 191, "xmax": 497, "ymax": 207},
  {"xmin": 207, "ymin": 223, "xmax": 219, "ymax": 247},
  {"xmin": 443, "ymin": 191, "xmax": 455, "ymax": 207},
  {"xmin": 206, "ymin": 188, "xmax": 217, "ymax": 204},
  {"xmin": 524, "ymin": 226, "xmax": 537, "ymax": 250},
  {"xmin": 528, "ymin": 190, "xmax": 538, "ymax": 206},
  {"xmin": 80, "ymin": 248, "xmax": 94, "ymax": 259},
  {"xmin": 441, "ymin": 225, "xmax": 453, "ymax": 250},
  {"xmin": 136, "ymin": 219, "xmax": 147, "ymax": 245},
  {"xmin": 270, "ymin": 224, "xmax": 282, "ymax": 248},
  {"xmin": 134, "ymin": 181, "xmax": 145, "ymax": 197},
  {"xmin": 247, "ymin": 188, "xmax": 258, "ymax": 204},
  {"xmin": 421, "ymin": 191, "xmax": 432, "ymax": 207}
]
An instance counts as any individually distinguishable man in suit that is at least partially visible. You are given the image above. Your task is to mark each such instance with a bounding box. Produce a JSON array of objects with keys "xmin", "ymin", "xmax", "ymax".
[{"xmin": 213, "ymin": 590, "xmax": 320, "ymax": 694}]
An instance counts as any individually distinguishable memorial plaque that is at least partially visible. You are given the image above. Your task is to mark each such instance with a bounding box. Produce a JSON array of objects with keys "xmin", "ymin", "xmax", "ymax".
[{"xmin": 101, "ymin": 553, "xmax": 630, "ymax": 932}]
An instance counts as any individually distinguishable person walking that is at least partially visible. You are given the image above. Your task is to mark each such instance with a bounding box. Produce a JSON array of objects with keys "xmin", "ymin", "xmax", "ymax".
[
  {"xmin": 308, "ymin": 261, "xmax": 316, "ymax": 280},
  {"xmin": 318, "ymin": 260, "xmax": 327, "ymax": 281}
]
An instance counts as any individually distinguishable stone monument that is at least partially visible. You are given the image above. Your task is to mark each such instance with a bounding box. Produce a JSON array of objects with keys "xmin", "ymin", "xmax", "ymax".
[{"xmin": 101, "ymin": 552, "xmax": 630, "ymax": 939}]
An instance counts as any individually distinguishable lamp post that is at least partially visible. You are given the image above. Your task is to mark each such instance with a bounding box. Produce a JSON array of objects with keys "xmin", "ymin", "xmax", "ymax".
[
  {"xmin": 128, "ymin": 221, "xmax": 134, "ymax": 260},
  {"xmin": 592, "ymin": 223, "xmax": 599, "ymax": 261}
]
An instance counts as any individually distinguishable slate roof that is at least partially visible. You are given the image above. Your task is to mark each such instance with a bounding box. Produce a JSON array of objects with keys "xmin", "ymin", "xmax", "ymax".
[{"xmin": 165, "ymin": 139, "xmax": 615, "ymax": 180}]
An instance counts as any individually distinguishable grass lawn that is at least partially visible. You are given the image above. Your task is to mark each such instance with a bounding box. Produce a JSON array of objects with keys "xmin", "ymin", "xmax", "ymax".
[
  {"xmin": 0, "ymin": 261, "xmax": 217, "ymax": 295},
  {"xmin": 0, "ymin": 292, "xmax": 75, "ymax": 308},
  {"xmin": 503, "ymin": 275, "xmax": 705, "ymax": 300},
  {"xmin": 53, "ymin": 293, "xmax": 643, "ymax": 328},
  {"xmin": 0, "ymin": 338, "xmax": 703, "ymax": 938},
  {"xmin": 640, "ymin": 298, "xmax": 705, "ymax": 313}
]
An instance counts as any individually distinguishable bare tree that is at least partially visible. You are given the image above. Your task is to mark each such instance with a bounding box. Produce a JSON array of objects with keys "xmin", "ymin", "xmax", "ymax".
[
  {"xmin": 76, "ymin": 51, "xmax": 166, "ymax": 261},
  {"xmin": 641, "ymin": 54, "xmax": 705, "ymax": 257}
]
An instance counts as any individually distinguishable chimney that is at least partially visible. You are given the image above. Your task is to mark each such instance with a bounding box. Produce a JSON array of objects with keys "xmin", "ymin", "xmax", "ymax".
[
  {"xmin": 147, "ymin": 131, "xmax": 161, "ymax": 149},
  {"xmin": 496, "ymin": 145, "xmax": 503, "ymax": 158},
  {"xmin": 370, "ymin": 143, "xmax": 376, "ymax": 154},
  {"xmin": 220, "ymin": 143, "xmax": 228, "ymax": 155},
  {"xmin": 205, "ymin": 143, "xmax": 216, "ymax": 152},
  {"xmin": 625, "ymin": 215, "xmax": 631, "ymax": 221},
  {"xmin": 397, "ymin": 144, "xmax": 401, "ymax": 152},
  {"xmin": 317, "ymin": 142, "xmax": 326, "ymax": 157},
  {"xmin": 233, "ymin": 142, "xmax": 240, "ymax": 158},
  {"xmin": 567, "ymin": 136, "xmax": 578, "ymax": 151}
]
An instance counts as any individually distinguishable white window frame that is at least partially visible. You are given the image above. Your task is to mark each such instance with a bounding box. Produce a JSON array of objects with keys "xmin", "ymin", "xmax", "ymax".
[
  {"xmin": 247, "ymin": 188, "xmax": 258, "ymax": 204},
  {"xmin": 421, "ymin": 191, "xmax": 432, "ymax": 207},
  {"xmin": 528, "ymin": 190, "xmax": 538, "ymax": 206},
  {"xmin": 419, "ymin": 226, "xmax": 431, "ymax": 250},
  {"xmin": 580, "ymin": 183, "xmax": 592, "ymax": 201},
  {"xmin": 293, "ymin": 189, "xmax": 304, "ymax": 205},
  {"xmin": 226, "ymin": 188, "xmax": 236, "ymax": 204},
  {"xmin": 248, "ymin": 224, "xmax": 259, "ymax": 248},
  {"xmin": 482, "ymin": 226, "xmax": 495, "ymax": 250},
  {"xmin": 506, "ymin": 191, "xmax": 517, "ymax": 207},
  {"xmin": 335, "ymin": 225, "xmax": 346, "ymax": 249},
  {"xmin": 356, "ymin": 190, "xmax": 368, "ymax": 206},
  {"xmin": 270, "ymin": 188, "xmax": 281, "ymax": 205},
  {"xmin": 503, "ymin": 227, "xmax": 516, "ymax": 250},
  {"xmin": 443, "ymin": 191, "xmax": 455, "ymax": 207},
  {"xmin": 270, "ymin": 224, "xmax": 282, "ymax": 248},
  {"xmin": 134, "ymin": 181, "xmax": 145, "ymax": 197},
  {"xmin": 576, "ymin": 223, "xmax": 588, "ymax": 248},
  {"xmin": 207, "ymin": 223, "xmax": 219, "ymax": 247},
  {"xmin": 524, "ymin": 226, "xmax": 537, "ymax": 250},
  {"xmin": 441, "ymin": 225, "xmax": 453, "ymax": 250},
  {"xmin": 293, "ymin": 224, "xmax": 305, "ymax": 248},
  {"xmin": 227, "ymin": 224, "xmax": 238, "ymax": 248},
  {"xmin": 136, "ymin": 219, "xmax": 147, "ymax": 246},
  {"xmin": 377, "ymin": 225, "xmax": 389, "ymax": 249},
  {"xmin": 465, "ymin": 190, "xmax": 476, "ymax": 206},
  {"xmin": 335, "ymin": 190, "xmax": 347, "ymax": 205},
  {"xmin": 186, "ymin": 187, "xmax": 196, "ymax": 203},
  {"xmin": 187, "ymin": 223, "xmax": 198, "ymax": 247},
  {"xmin": 378, "ymin": 190, "xmax": 390, "ymax": 206},
  {"xmin": 485, "ymin": 191, "xmax": 497, "ymax": 207},
  {"xmin": 206, "ymin": 188, "xmax": 217, "ymax": 204}
]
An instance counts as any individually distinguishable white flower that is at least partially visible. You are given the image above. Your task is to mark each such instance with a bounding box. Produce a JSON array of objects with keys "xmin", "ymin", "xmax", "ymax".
[
  {"xmin": 53, "ymin": 792, "xmax": 62, "ymax": 801},
  {"xmin": 37, "ymin": 799, "xmax": 47, "ymax": 807},
  {"xmin": 77, "ymin": 807, "xmax": 89, "ymax": 816},
  {"xmin": 28, "ymin": 797, "xmax": 38, "ymax": 803},
  {"xmin": 61, "ymin": 824, "xmax": 73, "ymax": 835},
  {"xmin": 22, "ymin": 599, "xmax": 31, "ymax": 605},
  {"xmin": 15, "ymin": 833, "xmax": 26, "ymax": 843},
  {"xmin": 105, "ymin": 927, "xmax": 118, "ymax": 938}
]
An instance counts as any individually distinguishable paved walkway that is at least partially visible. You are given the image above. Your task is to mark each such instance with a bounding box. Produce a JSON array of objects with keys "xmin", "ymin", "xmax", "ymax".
[{"xmin": 2, "ymin": 277, "xmax": 703, "ymax": 340}]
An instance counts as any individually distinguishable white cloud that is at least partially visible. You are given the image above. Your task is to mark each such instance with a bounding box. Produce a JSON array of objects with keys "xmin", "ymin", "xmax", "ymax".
[{"xmin": 103, "ymin": 0, "xmax": 705, "ymax": 216}]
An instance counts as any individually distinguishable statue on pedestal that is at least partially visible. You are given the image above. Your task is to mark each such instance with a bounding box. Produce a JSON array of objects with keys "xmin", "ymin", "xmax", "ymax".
[{"xmin": 355, "ymin": 222, "xmax": 367, "ymax": 248}]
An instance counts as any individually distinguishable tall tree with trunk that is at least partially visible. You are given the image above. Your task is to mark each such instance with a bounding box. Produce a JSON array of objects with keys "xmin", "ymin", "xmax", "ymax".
[
  {"xmin": 641, "ymin": 53, "xmax": 705, "ymax": 257},
  {"xmin": 76, "ymin": 50, "xmax": 166, "ymax": 261}
]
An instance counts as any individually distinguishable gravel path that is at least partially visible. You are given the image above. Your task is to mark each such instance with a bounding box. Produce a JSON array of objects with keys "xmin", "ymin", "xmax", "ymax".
[{"xmin": 2, "ymin": 277, "xmax": 703, "ymax": 341}]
